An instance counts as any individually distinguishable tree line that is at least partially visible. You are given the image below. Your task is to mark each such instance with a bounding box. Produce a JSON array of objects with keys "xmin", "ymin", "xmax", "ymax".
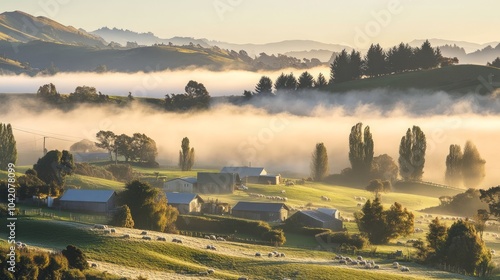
[
  {"xmin": 95, "ymin": 130, "xmax": 158, "ymax": 166},
  {"xmin": 310, "ymin": 122, "xmax": 486, "ymax": 189}
]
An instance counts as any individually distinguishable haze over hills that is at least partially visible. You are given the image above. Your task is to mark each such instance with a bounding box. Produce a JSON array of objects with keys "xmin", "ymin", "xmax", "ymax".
[{"xmin": 0, "ymin": 10, "xmax": 105, "ymax": 47}]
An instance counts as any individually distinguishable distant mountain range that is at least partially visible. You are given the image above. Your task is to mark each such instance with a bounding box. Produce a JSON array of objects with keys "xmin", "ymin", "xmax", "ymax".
[
  {"xmin": 0, "ymin": 10, "xmax": 498, "ymax": 74},
  {"xmin": 0, "ymin": 10, "xmax": 105, "ymax": 47}
]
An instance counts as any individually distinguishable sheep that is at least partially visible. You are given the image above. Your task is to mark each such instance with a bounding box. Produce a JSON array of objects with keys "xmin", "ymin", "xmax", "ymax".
[
  {"xmin": 205, "ymin": 235, "xmax": 211, "ymax": 239},
  {"xmin": 280, "ymin": 253, "xmax": 285, "ymax": 257},
  {"xmin": 172, "ymin": 238, "xmax": 183, "ymax": 243},
  {"xmin": 357, "ymin": 255, "xmax": 363, "ymax": 261},
  {"xmin": 392, "ymin": 262, "xmax": 399, "ymax": 268},
  {"xmin": 157, "ymin": 237, "xmax": 167, "ymax": 241},
  {"xmin": 207, "ymin": 269, "xmax": 215, "ymax": 274},
  {"xmin": 365, "ymin": 263, "xmax": 373, "ymax": 269},
  {"xmin": 339, "ymin": 259, "xmax": 347, "ymax": 264},
  {"xmin": 373, "ymin": 265, "xmax": 380, "ymax": 269},
  {"xmin": 334, "ymin": 255, "xmax": 341, "ymax": 260},
  {"xmin": 268, "ymin": 253, "xmax": 274, "ymax": 257},
  {"xmin": 140, "ymin": 231, "xmax": 148, "ymax": 235},
  {"xmin": 491, "ymin": 249, "xmax": 496, "ymax": 255},
  {"xmin": 103, "ymin": 230, "xmax": 111, "ymax": 234},
  {"xmin": 206, "ymin": 245, "xmax": 213, "ymax": 249},
  {"xmin": 238, "ymin": 277, "xmax": 248, "ymax": 280},
  {"xmin": 198, "ymin": 271, "xmax": 209, "ymax": 276},
  {"xmin": 122, "ymin": 234, "xmax": 130, "ymax": 238},
  {"xmin": 255, "ymin": 252, "xmax": 261, "ymax": 257},
  {"xmin": 281, "ymin": 190, "xmax": 286, "ymax": 194},
  {"xmin": 401, "ymin": 266, "xmax": 410, "ymax": 272},
  {"xmin": 357, "ymin": 203, "xmax": 363, "ymax": 207},
  {"xmin": 345, "ymin": 257, "xmax": 353, "ymax": 262},
  {"xmin": 142, "ymin": 236, "xmax": 151, "ymax": 240},
  {"xmin": 91, "ymin": 263, "xmax": 98, "ymax": 268},
  {"xmin": 359, "ymin": 260, "xmax": 367, "ymax": 265},
  {"xmin": 350, "ymin": 261, "xmax": 359, "ymax": 266},
  {"xmin": 210, "ymin": 235, "xmax": 217, "ymax": 240},
  {"xmin": 94, "ymin": 224, "xmax": 108, "ymax": 229},
  {"xmin": 217, "ymin": 237, "xmax": 225, "ymax": 241}
]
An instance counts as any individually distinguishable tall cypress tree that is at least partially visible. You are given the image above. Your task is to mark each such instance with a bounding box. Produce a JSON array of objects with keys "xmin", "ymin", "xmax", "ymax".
[
  {"xmin": 311, "ymin": 143, "xmax": 329, "ymax": 182},
  {"xmin": 0, "ymin": 123, "xmax": 17, "ymax": 169},
  {"xmin": 398, "ymin": 126, "xmax": 426, "ymax": 181},
  {"xmin": 445, "ymin": 144, "xmax": 463, "ymax": 187},
  {"xmin": 349, "ymin": 123, "xmax": 374, "ymax": 177}
]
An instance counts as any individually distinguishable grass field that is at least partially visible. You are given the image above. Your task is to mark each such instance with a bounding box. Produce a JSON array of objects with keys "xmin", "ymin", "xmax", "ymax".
[{"xmin": 329, "ymin": 64, "xmax": 500, "ymax": 94}]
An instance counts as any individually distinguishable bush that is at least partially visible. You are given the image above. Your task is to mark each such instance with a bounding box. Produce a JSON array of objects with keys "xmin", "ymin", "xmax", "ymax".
[
  {"xmin": 262, "ymin": 229, "xmax": 286, "ymax": 245},
  {"xmin": 62, "ymin": 245, "xmax": 89, "ymax": 270},
  {"xmin": 74, "ymin": 163, "xmax": 115, "ymax": 180},
  {"xmin": 105, "ymin": 164, "xmax": 136, "ymax": 182},
  {"xmin": 62, "ymin": 269, "xmax": 86, "ymax": 280},
  {"xmin": 111, "ymin": 205, "xmax": 134, "ymax": 228},
  {"xmin": 325, "ymin": 232, "xmax": 369, "ymax": 249}
]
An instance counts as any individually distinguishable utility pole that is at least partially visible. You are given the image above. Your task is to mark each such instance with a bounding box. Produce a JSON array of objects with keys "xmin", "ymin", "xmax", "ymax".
[{"xmin": 43, "ymin": 137, "xmax": 48, "ymax": 155}]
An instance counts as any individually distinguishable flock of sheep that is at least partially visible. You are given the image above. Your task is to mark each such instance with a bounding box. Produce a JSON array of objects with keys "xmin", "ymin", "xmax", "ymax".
[
  {"xmin": 247, "ymin": 192, "xmax": 288, "ymax": 201},
  {"xmin": 335, "ymin": 255, "xmax": 380, "ymax": 269}
]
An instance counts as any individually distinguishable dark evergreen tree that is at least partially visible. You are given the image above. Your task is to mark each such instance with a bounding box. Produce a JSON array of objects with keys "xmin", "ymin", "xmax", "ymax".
[
  {"xmin": 348, "ymin": 50, "xmax": 363, "ymax": 80},
  {"xmin": 364, "ymin": 44, "xmax": 387, "ymax": 77},
  {"xmin": 487, "ymin": 57, "xmax": 500, "ymax": 68},
  {"xmin": 330, "ymin": 49, "xmax": 351, "ymax": 83},
  {"xmin": 416, "ymin": 40, "xmax": 441, "ymax": 69},
  {"xmin": 314, "ymin": 73, "xmax": 328, "ymax": 90},
  {"xmin": 348, "ymin": 123, "xmax": 374, "ymax": 177},
  {"xmin": 254, "ymin": 76, "xmax": 273, "ymax": 95},
  {"xmin": 297, "ymin": 71, "xmax": 315, "ymax": 90}
]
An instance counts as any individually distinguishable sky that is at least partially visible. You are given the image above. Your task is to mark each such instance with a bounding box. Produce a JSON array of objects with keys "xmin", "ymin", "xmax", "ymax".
[{"xmin": 0, "ymin": 0, "xmax": 499, "ymax": 48}]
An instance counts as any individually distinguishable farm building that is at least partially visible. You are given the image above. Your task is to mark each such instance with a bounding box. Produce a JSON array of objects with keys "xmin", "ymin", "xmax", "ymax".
[
  {"xmin": 288, "ymin": 208, "xmax": 343, "ymax": 231},
  {"xmin": 221, "ymin": 166, "xmax": 280, "ymax": 185},
  {"xmin": 163, "ymin": 177, "xmax": 197, "ymax": 193},
  {"xmin": 231, "ymin": 202, "xmax": 290, "ymax": 222},
  {"xmin": 59, "ymin": 189, "xmax": 117, "ymax": 213},
  {"xmin": 196, "ymin": 172, "xmax": 239, "ymax": 194},
  {"xmin": 165, "ymin": 192, "xmax": 204, "ymax": 214}
]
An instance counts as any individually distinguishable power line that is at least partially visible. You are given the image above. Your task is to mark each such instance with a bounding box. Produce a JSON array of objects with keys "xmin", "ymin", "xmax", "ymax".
[
  {"xmin": 12, "ymin": 126, "xmax": 83, "ymax": 140},
  {"xmin": 12, "ymin": 127, "xmax": 78, "ymax": 142}
]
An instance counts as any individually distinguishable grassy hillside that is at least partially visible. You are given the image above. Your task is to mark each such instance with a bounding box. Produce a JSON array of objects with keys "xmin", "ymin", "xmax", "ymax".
[
  {"xmin": 330, "ymin": 65, "xmax": 500, "ymax": 94},
  {"xmin": 11, "ymin": 218, "xmax": 432, "ymax": 280}
]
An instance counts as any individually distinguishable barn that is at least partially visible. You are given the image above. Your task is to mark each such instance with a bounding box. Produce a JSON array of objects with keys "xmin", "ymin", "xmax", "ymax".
[
  {"xmin": 288, "ymin": 208, "xmax": 343, "ymax": 231},
  {"xmin": 232, "ymin": 201, "xmax": 290, "ymax": 222},
  {"xmin": 196, "ymin": 172, "xmax": 239, "ymax": 194},
  {"xmin": 163, "ymin": 177, "xmax": 197, "ymax": 193},
  {"xmin": 59, "ymin": 189, "xmax": 117, "ymax": 213},
  {"xmin": 221, "ymin": 166, "xmax": 280, "ymax": 185},
  {"xmin": 165, "ymin": 192, "xmax": 204, "ymax": 214}
]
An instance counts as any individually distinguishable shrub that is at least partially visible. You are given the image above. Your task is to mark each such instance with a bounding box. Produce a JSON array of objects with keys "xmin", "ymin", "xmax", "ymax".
[
  {"xmin": 62, "ymin": 269, "xmax": 86, "ymax": 280},
  {"xmin": 105, "ymin": 164, "xmax": 136, "ymax": 182},
  {"xmin": 62, "ymin": 245, "xmax": 89, "ymax": 270},
  {"xmin": 74, "ymin": 163, "xmax": 115, "ymax": 180},
  {"xmin": 325, "ymin": 232, "xmax": 369, "ymax": 249}
]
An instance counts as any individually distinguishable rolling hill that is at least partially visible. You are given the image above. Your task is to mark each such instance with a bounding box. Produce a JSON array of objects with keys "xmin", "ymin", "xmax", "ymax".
[
  {"xmin": 0, "ymin": 10, "xmax": 105, "ymax": 47},
  {"xmin": 329, "ymin": 65, "xmax": 500, "ymax": 94}
]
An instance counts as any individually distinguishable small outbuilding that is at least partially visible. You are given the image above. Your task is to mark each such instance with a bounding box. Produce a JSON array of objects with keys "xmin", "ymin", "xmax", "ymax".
[
  {"xmin": 59, "ymin": 189, "xmax": 117, "ymax": 213},
  {"xmin": 163, "ymin": 177, "xmax": 197, "ymax": 193},
  {"xmin": 232, "ymin": 201, "xmax": 290, "ymax": 222},
  {"xmin": 165, "ymin": 192, "xmax": 204, "ymax": 214},
  {"xmin": 287, "ymin": 208, "xmax": 343, "ymax": 231},
  {"xmin": 196, "ymin": 172, "xmax": 239, "ymax": 194}
]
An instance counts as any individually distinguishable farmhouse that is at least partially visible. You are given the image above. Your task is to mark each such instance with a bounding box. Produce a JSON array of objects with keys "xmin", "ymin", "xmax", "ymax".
[
  {"xmin": 196, "ymin": 172, "xmax": 239, "ymax": 194},
  {"xmin": 221, "ymin": 166, "xmax": 280, "ymax": 185},
  {"xmin": 288, "ymin": 208, "xmax": 343, "ymax": 231},
  {"xmin": 232, "ymin": 201, "xmax": 290, "ymax": 222},
  {"xmin": 163, "ymin": 177, "xmax": 197, "ymax": 193},
  {"xmin": 59, "ymin": 189, "xmax": 117, "ymax": 213},
  {"xmin": 165, "ymin": 192, "xmax": 204, "ymax": 214}
]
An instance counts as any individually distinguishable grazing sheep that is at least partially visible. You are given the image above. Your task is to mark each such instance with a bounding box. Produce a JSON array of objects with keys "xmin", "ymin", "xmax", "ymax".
[
  {"xmin": 401, "ymin": 266, "xmax": 410, "ymax": 272},
  {"xmin": 345, "ymin": 257, "xmax": 353, "ymax": 262},
  {"xmin": 211, "ymin": 245, "xmax": 217, "ymax": 251},
  {"xmin": 172, "ymin": 238, "xmax": 183, "ymax": 243},
  {"xmin": 217, "ymin": 237, "xmax": 225, "ymax": 241},
  {"xmin": 268, "ymin": 253, "xmax": 274, "ymax": 257},
  {"xmin": 365, "ymin": 263, "xmax": 373, "ymax": 269},
  {"xmin": 238, "ymin": 277, "xmax": 248, "ymax": 280},
  {"xmin": 281, "ymin": 190, "xmax": 286, "ymax": 194},
  {"xmin": 280, "ymin": 253, "xmax": 285, "ymax": 257},
  {"xmin": 210, "ymin": 235, "xmax": 217, "ymax": 240},
  {"xmin": 142, "ymin": 236, "xmax": 151, "ymax": 240},
  {"xmin": 491, "ymin": 249, "xmax": 496, "ymax": 255},
  {"xmin": 350, "ymin": 261, "xmax": 359, "ymax": 265},
  {"xmin": 122, "ymin": 234, "xmax": 130, "ymax": 238},
  {"xmin": 392, "ymin": 262, "xmax": 399, "ymax": 268},
  {"xmin": 198, "ymin": 271, "xmax": 209, "ymax": 276},
  {"xmin": 207, "ymin": 269, "xmax": 215, "ymax": 274},
  {"xmin": 373, "ymin": 265, "xmax": 380, "ymax": 269},
  {"xmin": 103, "ymin": 229, "xmax": 111, "ymax": 234},
  {"xmin": 255, "ymin": 252, "xmax": 261, "ymax": 257},
  {"xmin": 206, "ymin": 245, "xmax": 212, "ymax": 249},
  {"xmin": 157, "ymin": 237, "xmax": 167, "ymax": 241},
  {"xmin": 94, "ymin": 224, "xmax": 108, "ymax": 229},
  {"xmin": 357, "ymin": 203, "xmax": 362, "ymax": 207},
  {"xmin": 140, "ymin": 231, "xmax": 148, "ymax": 235},
  {"xmin": 357, "ymin": 256, "xmax": 363, "ymax": 261},
  {"xmin": 359, "ymin": 260, "xmax": 366, "ymax": 265},
  {"xmin": 205, "ymin": 235, "xmax": 211, "ymax": 239},
  {"xmin": 339, "ymin": 259, "xmax": 347, "ymax": 264},
  {"xmin": 91, "ymin": 263, "xmax": 98, "ymax": 268},
  {"xmin": 334, "ymin": 255, "xmax": 341, "ymax": 260},
  {"xmin": 110, "ymin": 228, "xmax": 116, "ymax": 233}
]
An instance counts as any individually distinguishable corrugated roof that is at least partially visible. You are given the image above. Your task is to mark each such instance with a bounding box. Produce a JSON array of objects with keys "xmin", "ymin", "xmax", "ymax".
[
  {"xmin": 59, "ymin": 189, "xmax": 115, "ymax": 203},
  {"xmin": 299, "ymin": 209, "xmax": 340, "ymax": 223},
  {"xmin": 165, "ymin": 192, "xmax": 203, "ymax": 204},
  {"xmin": 166, "ymin": 177, "xmax": 197, "ymax": 184},
  {"xmin": 221, "ymin": 167, "xmax": 266, "ymax": 178},
  {"xmin": 317, "ymin": 208, "xmax": 339, "ymax": 218},
  {"xmin": 232, "ymin": 201, "xmax": 289, "ymax": 212}
]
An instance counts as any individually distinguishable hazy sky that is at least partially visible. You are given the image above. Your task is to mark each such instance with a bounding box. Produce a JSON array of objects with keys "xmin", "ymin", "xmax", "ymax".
[{"xmin": 0, "ymin": 0, "xmax": 498, "ymax": 47}]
